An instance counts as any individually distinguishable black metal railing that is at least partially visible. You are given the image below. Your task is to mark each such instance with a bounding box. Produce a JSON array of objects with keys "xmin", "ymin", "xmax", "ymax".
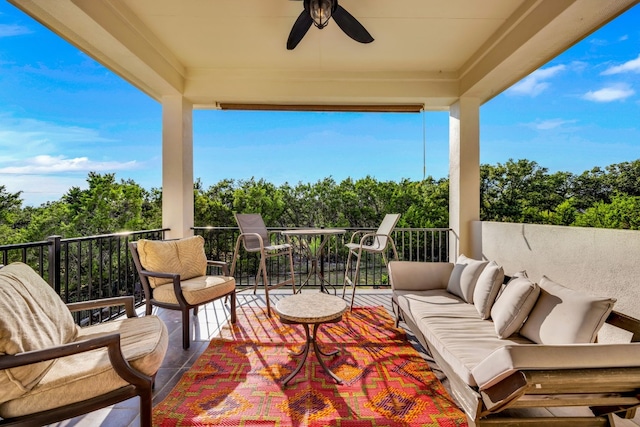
[
  {"xmin": 0, "ymin": 229, "xmax": 167, "ymax": 325},
  {"xmin": 1, "ymin": 226, "xmax": 449, "ymax": 324},
  {"xmin": 194, "ymin": 227, "xmax": 450, "ymax": 289}
]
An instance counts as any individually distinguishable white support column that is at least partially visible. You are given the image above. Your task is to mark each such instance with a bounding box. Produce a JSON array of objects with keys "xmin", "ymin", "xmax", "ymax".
[
  {"xmin": 162, "ymin": 96, "xmax": 194, "ymax": 239},
  {"xmin": 449, "ymin": 97, "xmax": 481, "ymax": 260}
]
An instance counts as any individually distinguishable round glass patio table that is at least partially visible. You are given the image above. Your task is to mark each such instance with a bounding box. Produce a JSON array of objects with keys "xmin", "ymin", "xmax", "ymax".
[
  {"xmin": 281, "ymin": 228, "xmax": 346, "ymax": 294},
  {"xmin": 274, "ymin": 293, "xmax": 348, "ymax": 386}
]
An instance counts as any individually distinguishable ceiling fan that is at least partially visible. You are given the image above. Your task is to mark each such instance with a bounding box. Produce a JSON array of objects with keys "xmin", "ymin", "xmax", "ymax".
[{"xmin": 287, "ymin": 0, "xmax": 374, "ymax": 50}]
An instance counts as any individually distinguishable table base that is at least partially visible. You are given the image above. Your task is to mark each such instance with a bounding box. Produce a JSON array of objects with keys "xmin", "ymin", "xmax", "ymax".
[
  {"xmin": 282, "ymin": 321, "xmax": 342, "ymax": 386},
  {"xmin": 296, "ymin": 258, "xmax": 337, "ymax": 295}
]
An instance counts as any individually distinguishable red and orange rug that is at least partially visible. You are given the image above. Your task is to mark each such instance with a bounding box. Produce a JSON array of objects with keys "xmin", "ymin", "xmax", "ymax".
[{"xmin": 153, "ymin": 305, "xmax": 467, "ymax": 426}]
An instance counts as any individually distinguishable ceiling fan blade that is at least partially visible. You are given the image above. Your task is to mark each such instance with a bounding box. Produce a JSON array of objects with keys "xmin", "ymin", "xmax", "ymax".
[
  {"xmin": 287, "ymin": 10, "xmax": 314, "ymax": 50},
  {"xmin": 332, "ymin": 5, "xmax": 373, "ymax": 44}
]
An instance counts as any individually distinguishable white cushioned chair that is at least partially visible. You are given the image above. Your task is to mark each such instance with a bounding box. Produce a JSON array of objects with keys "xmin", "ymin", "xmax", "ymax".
[
  {"xmin": 129, "ymin": 235, "xmax": 236, "ymax": 349},
  {"xmin": 0, "ymin": 262, "xmax": 168, "ymax": 427}
]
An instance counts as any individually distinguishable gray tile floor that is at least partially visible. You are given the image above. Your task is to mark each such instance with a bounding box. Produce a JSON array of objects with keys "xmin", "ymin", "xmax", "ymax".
[{"xmin": 48, "ymin": 288, "xmax": 640, "ymax": 427}]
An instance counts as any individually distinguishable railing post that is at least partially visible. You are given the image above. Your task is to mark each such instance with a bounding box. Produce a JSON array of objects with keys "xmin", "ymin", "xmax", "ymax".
[{"xmin": 47, "ymin": 235, "xmax": 61, "ymax": 293}]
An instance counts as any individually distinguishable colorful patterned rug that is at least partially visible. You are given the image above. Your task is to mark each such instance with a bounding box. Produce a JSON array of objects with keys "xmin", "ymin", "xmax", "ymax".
[{"xmin": 153, "ymin": 305, "xmax": 468, "ymax": 426}]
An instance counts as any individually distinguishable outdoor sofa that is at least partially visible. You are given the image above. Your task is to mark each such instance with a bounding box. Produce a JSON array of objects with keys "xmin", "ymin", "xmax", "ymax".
[{"xmin": 389, "ymin": 257, "xmax": 640, "ymax": 427}]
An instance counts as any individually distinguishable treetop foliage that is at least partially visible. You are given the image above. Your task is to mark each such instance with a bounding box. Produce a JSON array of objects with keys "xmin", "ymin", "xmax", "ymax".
[{"xmin": 1, "ymin": 158, "xmax": 639, "ymax": 244}]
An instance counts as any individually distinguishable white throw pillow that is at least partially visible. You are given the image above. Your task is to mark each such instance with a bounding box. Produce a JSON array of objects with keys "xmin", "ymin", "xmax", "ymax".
[
  {"xmin": 446, "ymin": 254, "xmax": 488, "ymax": 303},
  {"xmin": 473, "ymin": 261, "xmax": 504, "ymax": 319},
  {"xmin": 520, "ymin": 276, "xmax": 616, "ymax": 344},
  {"xmin": 495, "ymin": 270, "xmax": 528, "ymax": 301},
  {"xmin": 490, "ymin": 276, "xmax": 540, "ymax": 338}
]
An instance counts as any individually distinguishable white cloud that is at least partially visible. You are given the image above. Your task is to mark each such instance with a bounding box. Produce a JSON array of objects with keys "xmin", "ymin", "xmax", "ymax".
[
  {"xmin": 0, "ymin": 115, "xmax": 141, "ymax": 205},
  {"xmin": 601, "ymin": 54, "xmax": 640, "ymax": 75},
  {"xmin": 0, "ymin": 116, "xmax": 114, "ymax": 152},
  {"xmin": 0, "ymin": 174, "xmax": 87, "ymax": 207},
  {"xmin": 0, "ymin": 24, "xmax": 31, "ymax": 37},
  {"xmin": 0, "ymin": 155, "xmax": 137, "ymax": 174},
  {"xmin": 583, "ymin": 83, "xmax": 635, "ymax": 102},
  {"xmin": 530, "ymin": 119, "xmax": 578, "ymax": 130},
  {"xmin": 507, "ymin": 65, "xmax": 566, "ymax": 97}
]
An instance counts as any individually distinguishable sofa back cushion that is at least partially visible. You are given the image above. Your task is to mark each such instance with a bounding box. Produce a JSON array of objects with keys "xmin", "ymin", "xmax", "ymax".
[
  {"xmin": 447, "ymin": 254, "xmax": 488, "ymax": 303},
  {"xmin": 520, "ymin": 276, "xmax": 616, "ymax": 344},
  {"xmin": 490, "ymin": 276, "xmax": 540, "ymax": 338},
  {"xmin": 137, "ymin": 236, "xmax": 208, "ymax": 287},
  {"xmin": 0, "ymin": 262, "xmax": 79, "ymax": 405},
  {"xmin": 473, "ymin": 261, "xmax": 504, "ymax": 319}
]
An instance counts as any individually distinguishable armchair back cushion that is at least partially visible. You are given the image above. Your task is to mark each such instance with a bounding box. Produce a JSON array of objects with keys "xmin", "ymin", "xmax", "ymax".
[
  {"xmin": 136, "ymin": 236, "xmax": 207, "ymax": 287},
  {"xmin": 0, "ymin": 263, "xmax": 79, "ymax": 404},
  {"xmin": 520, "ymin": 276, "xmax": 616, "ymax": 344},
  {"xmin": 447, "ymin": 254, "xmax": 488, "ymax": 303}
]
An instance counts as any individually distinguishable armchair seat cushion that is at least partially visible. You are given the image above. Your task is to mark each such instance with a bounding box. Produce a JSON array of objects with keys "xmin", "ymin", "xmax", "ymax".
[
  {"xmin": 153, "ymin": 275, "xmax": 236, "ymax": 305},
  {"xmin": 0, "ymin": 314, "xmax": 168, "ymax": 418}
]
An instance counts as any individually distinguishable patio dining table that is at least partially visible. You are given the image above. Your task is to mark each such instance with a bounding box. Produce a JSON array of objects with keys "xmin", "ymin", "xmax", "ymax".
[{"xmin": 281, "ymin": 228, "xmax": 346, "ymax": 294}]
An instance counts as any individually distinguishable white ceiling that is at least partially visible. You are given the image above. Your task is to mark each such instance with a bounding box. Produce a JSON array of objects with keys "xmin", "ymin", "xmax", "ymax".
[{"xmin": 9, "ymin": 0, "xmax": 639, "ymax": 110}]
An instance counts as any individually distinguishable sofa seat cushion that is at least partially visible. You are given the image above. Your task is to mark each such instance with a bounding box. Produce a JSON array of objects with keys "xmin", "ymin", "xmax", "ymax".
[
  {"xmin": 0, "ymin": 314, "xmax": 169, "ymax": 418},
  {"xmin": 0, "ymin": 263, "xmax": 79, "ymax": 406},
  {"xmin": 136, "ymin": 236, "xmax": 208, "ymax": 287},
  {"xmin": 472, "ymin": 342, "xmax": 640, "ymax": 390},
  {"xmin": 396, "ymin": 290, "xmax": 531, "ymax": 387},
  {"xmin": 153, "ymin": 275, "xmax": 236, "ymax": 305}
]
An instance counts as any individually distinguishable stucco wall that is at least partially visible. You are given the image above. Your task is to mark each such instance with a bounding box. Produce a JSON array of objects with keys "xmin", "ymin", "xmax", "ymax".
[{"xmin": 474, "ymin": 221, "xmax": 640, "ymax": 343}]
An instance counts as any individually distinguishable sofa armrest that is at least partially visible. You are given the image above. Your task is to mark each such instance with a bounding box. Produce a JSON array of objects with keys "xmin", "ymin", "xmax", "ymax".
[
  {"xmin": 472, "ymin": 343, "xmax": 640, "ymax": 390},
  {"xmin": 0, "ymin": 333, "xmax": 151, "ymax": 389},
  {"xmin": 388, "ymin": 261, "xmax": 453, "ymax": 291},
  {"xmin": 66, "ymin": 296, "xmax": 137, "ymax": 318}
]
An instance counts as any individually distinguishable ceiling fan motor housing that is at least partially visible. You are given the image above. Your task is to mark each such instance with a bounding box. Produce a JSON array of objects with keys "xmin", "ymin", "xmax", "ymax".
[{"xmin": 309, "ymin": 0, "xmax": 334, "ymax": 28}]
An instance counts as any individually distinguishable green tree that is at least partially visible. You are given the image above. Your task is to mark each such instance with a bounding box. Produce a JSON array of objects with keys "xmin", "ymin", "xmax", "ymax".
[
  {"xmin": 396, "ymin": 178, "xmax": 449, "ymax": 228},
  {"xmin": 232, "ymin": 178, "xmax": 287, "ymax": 226},
  {"xmin": 0, "ymin": 185, "xmax": 24, "ymax": 244},
  {"xmin": 574, "ymin": 195, "xmax": 640, "ymax": 229},
  {"xmin": 62, "ymin": 172, "xmax": 148, "ymax": 236},
  {"xmin": 195, "ymin": 179, "xmax": 235, "ymax": 227},
  {"xmin": 605, "ymin": 160, "xmax": 640, "ymax": 196},
  {"xmin": 571, "ymin": 167, "xmax": 611, "ymax": 211},
  {"xmin": 481, "ymin": 159, "xmax": 551, "ymax": 223},
  {"xmin": 18, "ymin": 201, "xmax": 74, "ymax": 242}
]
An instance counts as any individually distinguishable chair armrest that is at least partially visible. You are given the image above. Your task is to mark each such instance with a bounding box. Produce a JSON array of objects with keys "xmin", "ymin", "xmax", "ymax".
[
  {"xmin": 67, "ymin": 296, "xmax": 137, "ymax": 318},
  {"xmin": 348, "ymin": 230, "xmax": 368, "ymax": 244},
  {"xmin": 358, "ymin": 232, "xmax": 395, "ymax": 247},
  {"xmin": 388, "ymin": 261, "xmax": 453, "ymax": 291},
  {"xmin": 207, "ymin": 260, "xmax": 230, "ymax": 276},
  {"xmin": 138, "ymin": 269, "xmax": 177, "ymax": 280},
  {"xmin": 0, "ymin": 333, "xmax": 151, "ymax": 389},
  {"xmin": 237, "ymin": 232, "xmax": 266, "ymax": 249},
  {"xmin": 136, "ymin": 269, "xmax": 189, "ymax": 306}
]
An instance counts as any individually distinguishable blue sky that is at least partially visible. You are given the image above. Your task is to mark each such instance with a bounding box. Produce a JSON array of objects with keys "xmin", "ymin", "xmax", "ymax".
[{"xmin": 1, "ymin": 4, "xmax": 639, "ymax": 207}]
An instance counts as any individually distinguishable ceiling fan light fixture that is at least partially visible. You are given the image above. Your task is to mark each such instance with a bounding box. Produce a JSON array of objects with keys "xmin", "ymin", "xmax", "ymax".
[{"xmin": 309, "ymin": 0, "xmax": 333, "ymax": 29}]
